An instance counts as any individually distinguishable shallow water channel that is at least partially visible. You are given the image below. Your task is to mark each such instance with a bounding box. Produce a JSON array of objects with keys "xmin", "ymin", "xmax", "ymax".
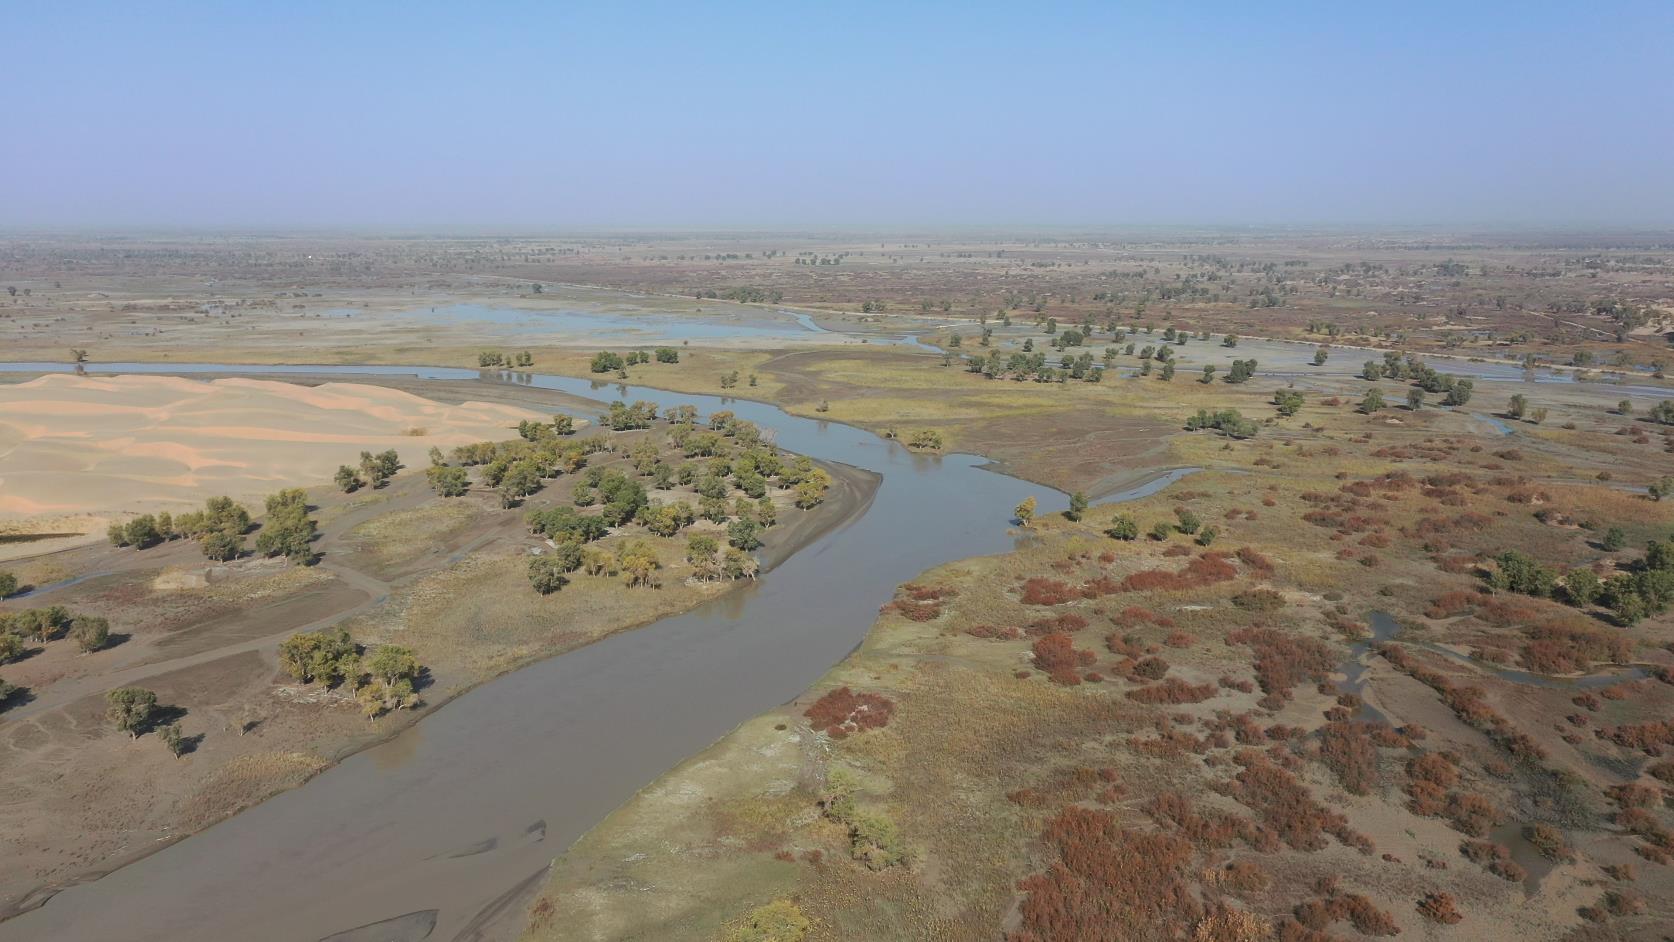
[{"xmin": 0, "ymin": 362, "xmax": 1190, "ymax": 941}]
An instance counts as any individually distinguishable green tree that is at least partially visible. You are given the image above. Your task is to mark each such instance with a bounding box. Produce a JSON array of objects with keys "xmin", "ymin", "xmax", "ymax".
[
  {"xmin": 201, "ymin": 529, "xmax": 243, "ymax": 562},
  {"xmin": 367, "ymin": 645, "xmax": 420, "ymax": 688},
  {"xmin": 71, "ymin": 615, "xmax": 110, "ymax": 653},
  {"xmin": 278, "ymin": 628, "xmax": 358, "ymax": 685},
  {"xmin": 1360, "ymin": 388, "xmax": 1385, "ymax": 413},
  {"xmin": 1651, "ymin": 476, "xmax": 1674, "ymax": 502},
  {"xmin": 1150, "ymin": 521, "xmax": 1174, "ymax": 541},
  {"xmin": 1066, "ymin": 492, "xmax": 1088, "ymax": 522},
  {"xmin": 1443, "ymin": 379, "xmax": 1474, "ymax": 406},
  {"xmin": 158, "ymin": 722, "xmax": 186, "ymax": 758},
  {"xmin": 426, "ymin": 465, "xmax": 469, "ymax": 497},
  {"xmin": 1507, "ymin": 394, "xmax": 1528, "ymax": 420},
  {"xmin": 107, "ymin": 687, "xmax": 157, "ymax": 739},
  {"xmin": 335, "ymin": 465, "xmax": 362, "ymax": 493},
  {"xmin": 1602, "ymin": 527, "xmax": 1627, "ymax": 551},
  {"xmin": 1106, "ymin": 513, "xmax": 1138, "ymax": 541},
  {"xmin": 1563, "ymin": 568, "xmax": 1602, "ymax": 607},
  {"xmin": 256, "ymin": 491, "xmax": 318, "ymax": 564},
  {"xmin": 0, "ymin": 571, "xmax": 16, "ymax": 599},
  {"xmin": 1273, "ymin": 389, "xmax": 1304, "ymax": 416},
  {"xmin": 1312, "ymin": 347, "xmax": 1329, "ymax": 366},
  {"xmin": 728, "ymin": 517, "xmax": 763, "ymax": 551},
  {"xmin": 528, "ymin": 555, "xmax": 570, "ymax": 594},
  {"xmin": 1407, "ymin": 388, "xmax": 1425, "ymax": 411}
]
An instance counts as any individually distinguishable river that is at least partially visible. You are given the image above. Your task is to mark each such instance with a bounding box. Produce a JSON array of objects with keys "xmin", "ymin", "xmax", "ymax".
[{"xmin": 0, "ymin": 362, "xmax": 1189, "ymax": 942}]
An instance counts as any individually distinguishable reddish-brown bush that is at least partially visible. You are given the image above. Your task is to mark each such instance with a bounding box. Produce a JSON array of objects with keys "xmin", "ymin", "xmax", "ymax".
[
  {"xmin": 1521, "ymin": 622, "xmax": 1633, "ymax": 674},
  {"xmin": 1416, "ymin": 892, "xmax": 1462, "ymax": 924},
  {"xmin": 1105, "ymin": 552, "xmax": 1237, "ymax": 595},
  {"xmin": 1020, "ymin": 577, "xmax": 1078, "ymax": 606},
  {"xmin": 804, "ymin": 687, "xmax": 895, "ymax": 739},
  {"xmin": 1127, "ymin": 678, "xmax": 1216, "ymax": 705},
  {"xmin": 1459, "ymin": 840, "xmax": 1525, "ymax": 881},
  {"xmin": 1318, "ymin": 721, "xmax": 1379, "ymax": 796},
  {"xmin": 1425, "ymin": 590, "xmax": 1479, "ymax": 619},
  {"xmin": 1221, "ymin": 750, "xmax": 1372, "ymax": 854},
  {"xmin": 1027, "ymin": 613, "xmax": 1089, "ymax": 636},
  {"xmin": 1033, "ymin": 633, "xmax": 1095, "ymax": 685},
  {"xmin": 1219, "ymin": 860, "xmax": 1271, "ymax": 894},
  {"xmin": 1229, "ymin": 627, "xmax": 1337, "ymax": 708},
  {"xmin": 1007, "ymin": 807, "xmax": 1202, "ymax": 942},
  {"xmin": 1444, "ymin": 792, "xmax": 1500, "ymax": 837},
  {"xmin": 1163, "ymin": 630, "xmax": 1195, "ymax": 648},
  {"xmin": 1133, "ymin": 656, "xmax": 1170, "ymax": 680}
]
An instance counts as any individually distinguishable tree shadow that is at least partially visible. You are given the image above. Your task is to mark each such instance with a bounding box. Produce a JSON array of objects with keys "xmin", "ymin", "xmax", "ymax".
[
  {"xmin": 143, "ymin": 703, "xmax": 189, "ymax": 735},
  {"xmin": 0, "ymin": 684, "xmax": 34, "ymax": 713}
]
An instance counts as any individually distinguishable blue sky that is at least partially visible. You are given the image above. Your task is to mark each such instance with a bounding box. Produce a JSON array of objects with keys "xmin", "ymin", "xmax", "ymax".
[{"xmin": 4, "ymin": 1, "xmax": 1672, "ymax": 228}]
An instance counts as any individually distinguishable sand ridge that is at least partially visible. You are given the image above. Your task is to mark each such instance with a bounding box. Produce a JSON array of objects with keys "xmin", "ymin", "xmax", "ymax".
[{"xmin": 0, "ymin": 374, "xmax": 554, "ymax": 525}]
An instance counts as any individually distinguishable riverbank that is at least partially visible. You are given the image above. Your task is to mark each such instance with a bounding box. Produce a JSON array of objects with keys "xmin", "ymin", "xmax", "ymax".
[
  {"xmin": 0, "ymin": 373, "xmax": 878, "ymax": 925},
  {"xmin": 523, "ymin": 398, "xmax": 1674, "ymax": 940}
]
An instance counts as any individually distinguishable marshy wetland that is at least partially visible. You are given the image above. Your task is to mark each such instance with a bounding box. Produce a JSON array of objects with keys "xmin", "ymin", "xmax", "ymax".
[{"xmin": 3, "ymin": 232, "xmax": 1674, "ymax": 942}]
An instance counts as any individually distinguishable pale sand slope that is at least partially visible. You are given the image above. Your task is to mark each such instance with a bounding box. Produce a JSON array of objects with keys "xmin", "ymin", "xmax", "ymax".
[{"xmin": 0, "ymin": 374, "xmax": 552, "ymax": 526}]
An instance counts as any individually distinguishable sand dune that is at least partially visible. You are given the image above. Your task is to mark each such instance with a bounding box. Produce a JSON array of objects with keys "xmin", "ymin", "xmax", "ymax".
[{"xmin": 0, "ymin": 374, "xmax": 554, "ymax": 527}]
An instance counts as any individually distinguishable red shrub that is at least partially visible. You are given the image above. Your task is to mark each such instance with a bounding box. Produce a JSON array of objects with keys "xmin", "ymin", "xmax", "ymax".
[
  {"xmin": 804, "ymin": 686, "xmax": 895, "ymax": 738},
  {"xmin": 1127, "ymin": 678, "xmax": 1216, "ymax": 705},
  {"xmin": 1033, "ymin": 633, "xmax": 1095, "ymax": 686},
  {"xmin": 1008, "ymin": 807, "xmax": 1202, "ymax": 942},
  {"xmin": 1228, "ymin": 627, "xmax": 1337, "ymax": 708},
  {"xmin": 1020, "ymin": 578, "xmax": 1078, "ymax": 606},
  {"xmin": 1416, "ymin": 892, "xmax": 1462, "ymax": 925},
  {"xmin": 1027, "ymin": 613, "xmax": 1089, "ymax": 635}
]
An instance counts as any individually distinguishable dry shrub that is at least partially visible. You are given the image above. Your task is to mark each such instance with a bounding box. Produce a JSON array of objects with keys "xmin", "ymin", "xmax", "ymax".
[
  {"xmin": 1033, "ymin": 632, "xmax": 1095, "ymax": 686},
  {"xmin": 1425, "ymin": 590, "xmax": 1480, "ymax": 619},
  {"xmin": 1027, "ymin": 613, "xmax": 1089, "ymax": 636},
  {"xmin": 966, "ymin": 624, "xmax": 1023, "ymax": 640},
  {"xmin": 1460, "ymin": 840, "xmax": 1526, "ymax": 881},
  {"xmin": 1525, "ymin": 823, "xmax": 1575, "ymax": 862},
  {"xmin": 1115, "ymin": 605, "xmax": 1176, "ymax": 628},
  {"xmin": 1107, "ymin": 553, "xmax": 1237, "ymax": 595},
  {"xmin": 1192, "ymin": 904, "xmax": 1269, "ymax": 942},
  {"xmin": 1416, "ymin": 891, "xmax": 1463, "ymax": 924},
  {"xmin": 1596, "ymin": 720, "xmax": 1674, "ymax": 756},
  {"xmin": 1229, "ymin": 627, "xmax": 1337, "ymax": 709},
  {"xmin": 1106, "ymin": 633, "xmax": 1145, "ymax": 658},
  {"xmin": 1008, "ymin": 766, "xmax": 1122, "ymax": 808},
  {"xmin": 1221, "ymin": 750, "xmax": 1372, "ymax": 854},
  {"xmin": 1164, "ymin": 630, "xmax": 1196, "ymax": 648},
  {"xmin": 1521, "ymin": 622, "xmax": 1633, "ymax": 674},
  {"xmin": 1021, "ymin": 577, "xmax": 1079, "ymax": 606},
  {"xmin": 1219, "ymin": 860, "xmax": 1272, "ymax": 895},
  {"xmin": 804, "ymin": 687, "xmax": 895, "ymax": 739},
  {"xmin": 1133, "ymin": 656, "xmax": 1170, "ymax": 680},
  {"xmin": 1008, "ymin": 807, "xmax": 1203, "ymax": 942},
  {"xmin": 1128, "ymin": 678, "xmax": 1217, "ymax": 705},
  {"xmin": 1231, "ymin": 589, "xmax": 1286, "ymax": 612},
  {"xmin": 1316, "ymin": 721, "xmax": 1382, "ymax": 795},
  {"xmin": 1444, "ymin": 792, "xmax": 1501, "ymax": 837}
]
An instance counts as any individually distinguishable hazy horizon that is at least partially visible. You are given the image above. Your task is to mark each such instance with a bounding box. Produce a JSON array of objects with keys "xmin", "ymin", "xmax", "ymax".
[{"xmin": 6, "ymin": 1, "xmax": 1672, "ymax": 230}]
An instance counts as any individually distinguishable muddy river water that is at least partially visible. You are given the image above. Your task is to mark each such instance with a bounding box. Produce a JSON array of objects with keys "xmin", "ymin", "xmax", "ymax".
[{"xmin": 0, "ymin": 362, "xmax": 1192, "ymax": 942}]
